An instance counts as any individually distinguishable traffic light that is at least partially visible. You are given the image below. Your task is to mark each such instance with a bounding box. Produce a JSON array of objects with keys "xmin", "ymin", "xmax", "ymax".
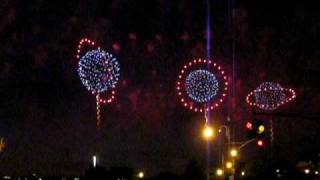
[
  {"xmin": 246, "ymin": 122, "xmax": 253, "ymax": 130},
  {"xmin": 245, "ymin": 121, "xmax": 255, "ymax": 139},
  {"xmin": 257, "ymin": 139, "xmax": 264, "ymax": 147},
  {"xmin": 245, "ymin": 119, "xmax": 265, "ymax": 139},
  {"xmin": 253, "ymin": 119, "xmax": 265, "ymax": 138}
]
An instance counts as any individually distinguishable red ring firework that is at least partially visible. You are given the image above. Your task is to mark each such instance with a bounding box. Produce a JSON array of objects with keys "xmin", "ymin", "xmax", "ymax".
[
  {"xmin": 76, "ymin": 37, "xmax": 117, "ymax": 105},
  {"xmin": 76, "ymin": 37, "xmax": 120, "ymax": 128},
  {"xmin": 176, "ymin": 58, "xmax": 228, "ymax": 113}
]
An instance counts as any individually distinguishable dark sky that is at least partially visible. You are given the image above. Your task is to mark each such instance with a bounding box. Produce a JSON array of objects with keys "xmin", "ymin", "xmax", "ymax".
[{"xmin": 0, "ymin": 0, "xmax": 320, "ymax": 177}]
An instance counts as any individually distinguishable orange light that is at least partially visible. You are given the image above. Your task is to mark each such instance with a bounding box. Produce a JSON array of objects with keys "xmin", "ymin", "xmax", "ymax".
[
  {"xmin": 0, "ymin": 138, "xmax": 5, "ymax": 152},
  {"xmin": 216, "ymin": 168, "xmax": 224, "ymax": 176},
  {"xmin": 226, "ymin": 162, "xmax": 233, "ymax": 169},
  {"xmin": 202, "ymin": 125, "xmax": 215, "ymax": 140},
  {"xmin": 230, "ymin": 149, "xmax": 238, "ymax": 157}
]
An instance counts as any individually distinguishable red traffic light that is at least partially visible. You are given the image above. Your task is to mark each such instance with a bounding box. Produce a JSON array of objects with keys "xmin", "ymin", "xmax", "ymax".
[
  {"xmin": 257, "ymin": 140, "xmax": 264, "ymax": 147},
  {"xmin": 246, "ymin": 122, "xmax": 253, "ymax": 130}
]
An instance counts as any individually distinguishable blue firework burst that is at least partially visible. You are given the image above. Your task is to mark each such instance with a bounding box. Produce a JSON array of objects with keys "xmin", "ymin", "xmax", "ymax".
[
  {"xmin": 78, "ymin": 49, "xmax": 120, "ymax": 93},
  {"xmin": 254, "ymin": 82, "xmax": 286, "ymax": 110},
  {"xmin": 185, "ymin": 69, "xmax": 219, "ymax": 103}
]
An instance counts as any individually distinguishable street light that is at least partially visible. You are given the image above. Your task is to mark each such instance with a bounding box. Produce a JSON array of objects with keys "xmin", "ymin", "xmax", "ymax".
[
  {"xmin": 216, "ymin": 168, "xmax": 224, "ymax": 176},
  {"xmin": 138, "ymin": 171, "xmax": 144, "ymax": 179},
  {"xmin": 230, "ymin": 149, "xmax": 238, "ymax": 158},
  {"xmin": 226, "ymin": 161, "xmax": 233, "ymax": 169},
  {"xmin": 304, "ymin": 169, "xmax": 310, "ymax": 174},
  {"xmin": 202, "ymin": 125, "xmax": 214, "ymax": 140}
]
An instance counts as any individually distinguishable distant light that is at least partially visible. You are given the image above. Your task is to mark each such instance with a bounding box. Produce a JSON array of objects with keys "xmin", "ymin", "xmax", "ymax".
[
  {"xmin": 216, "ymin": 168, "xmax": 224, "ymax": 176},
  {"xmin": 93, "ymin": 155, "xmax": 97, "ymax": 168},
  {"xmin": 315, "ymin": 171, "xmax": 319, "ymax": 175},
  {"xmin": 304, "ymin": 169, "xmax": 310, "ymax": 174},
  {"xmin": 0, "ymin": 137, "xmax": 6, "ymax": 152},
  {"xmin": 138, "ymin": 171, "xmax": 144, "ymax": 178},
  {"xmin": 155, "ymin": 34, "xmax": 162, "ymax": 41},
  {"xmin": 3, "ymin": 176, "xmax": 11, "ymax": 179},
  {"xmin": 226, "ymin": 162, "xmax": 233, "ymax": 169},
  {"xmin": 112, "ymin": 42, "xmax": 121, "ymax": 52},
  {"xmin": 276, "ymin": 169, "xmax": 280, "ymax": 173},
  {"xmin": 230, "ymin": 149, "xmax": 238, "ymax": 157},
  {"xmin": 241, "ymin": 171, "xmax": 245, "ymax": 176},
  {"xmin": 129, "ymin": 32, "xmax": 137, "ymax": 40}
]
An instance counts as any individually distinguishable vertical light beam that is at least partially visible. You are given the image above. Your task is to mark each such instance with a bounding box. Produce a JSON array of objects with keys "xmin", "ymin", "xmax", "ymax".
[{"xmin": 205, "ymin": 1, "xmax": 212, "ymax": 180}]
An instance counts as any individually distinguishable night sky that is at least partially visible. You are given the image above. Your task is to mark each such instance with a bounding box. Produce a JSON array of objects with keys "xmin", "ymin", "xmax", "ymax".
[{"xmin": 0, "ymin": 0, "xmax": 320, "ymax": 177}]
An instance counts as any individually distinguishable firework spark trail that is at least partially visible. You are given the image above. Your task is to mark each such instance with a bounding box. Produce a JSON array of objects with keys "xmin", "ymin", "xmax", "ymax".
[
  {"xmin": 77, "ymin": 38, "xmax": 120, "ymax": 129},
  {"xmin": 96, "ymin": 94, "xmax": 101, "ymax": 129}
]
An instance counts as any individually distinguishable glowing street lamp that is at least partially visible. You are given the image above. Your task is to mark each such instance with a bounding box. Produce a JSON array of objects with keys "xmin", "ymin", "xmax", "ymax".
[
  {"xmin": 138, "ymin": 171, "xmax": 144, "ymax": 179},
  {"xmin": 202, "ymin": 125, "xmax": 215, "ymax": 141},
  {"xmin": 216, "ymin": 168, "xmax": 224, "ymax": 176},
  {"xmin": 230, "ymin": 149, "xmax": 238, "ymax": 158},
  {"xmin": 304, "ymin": 169, "xmax": 310, "ymax": 174},
  {"xmin": 226, "ymin": 161, "xmax": 233, "ymax": 169}
]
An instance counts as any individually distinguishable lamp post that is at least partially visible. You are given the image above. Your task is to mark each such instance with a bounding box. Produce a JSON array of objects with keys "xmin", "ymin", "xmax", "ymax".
[
  {"xmin": 218, "ymin": 125, "xmax": 235, "ymax": 179},
  {"xmin": 202, "ymin": 124, "xmax": 231, "ymax": 179},
  {"xmin": 218, "ymin": 125, "xmax": 231, "ymax": 145},
  {"xmin": 202, "ymin": 119, "xmax": 259, "ymax": 179},
  {"xmin": 218, "ymin": 125, "xmax": 231, "ymax": 165}
]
